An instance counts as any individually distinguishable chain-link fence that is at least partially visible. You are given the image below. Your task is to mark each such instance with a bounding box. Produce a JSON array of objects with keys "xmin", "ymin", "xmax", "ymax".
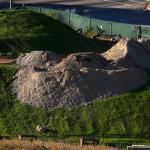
[{"xmin": 26, "ymin": 6, "xmax": 150, "ymax": 40}]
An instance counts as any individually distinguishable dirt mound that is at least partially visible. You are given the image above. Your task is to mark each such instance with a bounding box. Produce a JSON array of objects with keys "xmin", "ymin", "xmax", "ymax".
[
  {"xmin": 16, "ymin": 51, "xmax": 60, "ymax": 67},
  {"xmin": 102, "ymin": 38, "xmax": 150, "ymax": 69},
  {"xmin": 11, "ymin": 51, "xmax": 149, "ymax": 109}
]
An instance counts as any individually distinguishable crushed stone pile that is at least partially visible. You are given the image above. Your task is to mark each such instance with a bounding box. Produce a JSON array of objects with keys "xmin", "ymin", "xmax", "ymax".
[
  {"xmin": 16, "ymin": 51, "xmax": 60, "ymax": 67},
  {"xmin": 102, "ymin": 38, "xmax": 150, "ymax": 69},
  {"xmin": 11, "ymin": 47, "xmax": 149, "ymax": 109}
]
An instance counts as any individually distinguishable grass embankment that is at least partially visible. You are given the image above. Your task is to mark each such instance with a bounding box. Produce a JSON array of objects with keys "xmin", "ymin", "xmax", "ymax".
[
  {"xmin": 0, "ymin": 10, "xmax": 113, "ymax": 56},
  {"xmin": 0, "ymin": 65, "xmax": 150, "ymax": 146}
]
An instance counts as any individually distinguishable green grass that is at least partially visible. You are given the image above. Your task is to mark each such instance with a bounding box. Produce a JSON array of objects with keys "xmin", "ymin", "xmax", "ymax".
[
  {"xmin": 45, "ymin": 137, "xmax": 150, "ymax": 147},
  {"xmin": 0, "ymin": 10, "xmax": 113, "ymax": 56},
  {"xmin": 0, "ymin": 64, "xmax": 150, "ymax": 146},
  {"xmin": 0, "ymin": 9, "xmax": 149, "ymax": 147}
]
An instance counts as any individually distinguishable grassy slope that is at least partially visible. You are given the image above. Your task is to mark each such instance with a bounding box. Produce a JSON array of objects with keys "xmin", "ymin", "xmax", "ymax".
[
  {"xmin": 0, "ymin": 10, "xmax": 149, "ymax": 146},
  {"xmin": 0, "ymin": 64, "xmax": 150, "ymax": 146},
  {"xmin": 0, "ymin": 10, "xmax": 113, "ymax": 56}
]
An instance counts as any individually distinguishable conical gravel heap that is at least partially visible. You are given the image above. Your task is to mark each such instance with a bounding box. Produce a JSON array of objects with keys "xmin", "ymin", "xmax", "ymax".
[{"xmin": 102, "ymin": 38, "xmax": 150, "ymax": 69}]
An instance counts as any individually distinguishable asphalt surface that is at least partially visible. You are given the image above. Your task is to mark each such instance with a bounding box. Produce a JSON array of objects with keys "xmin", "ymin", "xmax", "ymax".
[
  {"xmin": 0, "ymin": 0, "xmax": 150, "ymax": 25},
  {"xmin": 0, "ymin": 0, "xmax": 148, "ymax": 9}
]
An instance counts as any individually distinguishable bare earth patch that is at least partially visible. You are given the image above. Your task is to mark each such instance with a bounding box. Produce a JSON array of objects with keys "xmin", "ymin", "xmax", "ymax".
[
  {"xmin": 0, "ymin": 140, "xmax": 119, "ymax": 150},
  {"xmin": 0, "ymin": 56, "xmax": 14, "ymax": 64}
]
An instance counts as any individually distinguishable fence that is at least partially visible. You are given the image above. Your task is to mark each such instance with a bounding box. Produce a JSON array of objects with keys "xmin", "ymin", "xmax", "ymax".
[{"xmin": 26, "ymin": 6, "xmax": 150, "ymax": 40}]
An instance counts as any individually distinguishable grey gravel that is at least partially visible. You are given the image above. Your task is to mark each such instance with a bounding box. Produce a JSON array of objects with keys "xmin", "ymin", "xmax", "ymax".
[{"xmin": 11, "ymin": 47, "xmax": 149, "ymax": 109}]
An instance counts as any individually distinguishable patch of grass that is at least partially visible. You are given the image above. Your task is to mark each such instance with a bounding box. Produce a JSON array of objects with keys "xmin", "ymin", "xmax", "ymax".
[
  {"xmin": 46, "ymin": 136, "xmax": 150, "ymax": 147},
  {"xmin": 0, "ymin": 64, "xmax": 150, "ymax": 146},
  {"xmin": 0, "ymin": 10, "xmax": 114, "ymax": 56}
]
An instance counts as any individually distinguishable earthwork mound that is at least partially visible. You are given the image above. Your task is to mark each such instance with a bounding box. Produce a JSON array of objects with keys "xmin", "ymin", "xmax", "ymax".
[{"xmin": 11, "ymin": 39, "xmax": 150, "ymax": 109}]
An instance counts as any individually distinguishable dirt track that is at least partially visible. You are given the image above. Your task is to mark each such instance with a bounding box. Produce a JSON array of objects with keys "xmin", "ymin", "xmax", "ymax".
[
  {"xmin": 0, "ymin": 140, "xmax": 118, "ymax": 150},
  {"xmin": 0, "ymin": 56, "xmax": 14, "ymax": 64}
]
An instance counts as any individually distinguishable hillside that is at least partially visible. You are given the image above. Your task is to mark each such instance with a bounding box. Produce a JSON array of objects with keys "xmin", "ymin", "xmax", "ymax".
[
  {"xmin": 0, "ymin": 9, "xmax": 150, "ymax": 147},
  {"xmin": 0, "ymin": 10, "xmax": 113, "ymax": 56},
  {"xmin": 0, "ymin": 64, "xmax": 150, "ymax": 145}
]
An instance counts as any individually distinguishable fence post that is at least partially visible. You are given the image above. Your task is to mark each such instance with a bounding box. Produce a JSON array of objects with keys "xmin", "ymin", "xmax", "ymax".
[
  {"xmin": 69, "ymin": 13, "xmax": 71, "ymax": 26},
  {"xmin": 136, "ymin": 25, "xmax": 138, "ymax": 40},
  {"xmin": 10, "ymin": 0, "xmax": 13, "ymax": 10},
  {"xmin": 80, "ymin": 137, "xmax": 83, "ymax": 146},
  {"xmin": 90, "ymin": 17, "xmax": 92, "ymax": 28},
  {"xmin": 110, "ymin": 22, "xmax": 112, "ymax": 35}
]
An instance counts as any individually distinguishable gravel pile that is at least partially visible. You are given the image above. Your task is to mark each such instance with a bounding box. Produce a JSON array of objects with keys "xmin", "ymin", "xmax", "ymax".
[
  {"xmin": 11, "ymin": 43, "xmax": 149, "ymax": 109},
  {"xmin": 102, "ymin": 38, "xmax": 150, "ymax": 69},
  {"xmin": 16, "ymin": 51, "xmax": 60, "ymax": 67}
]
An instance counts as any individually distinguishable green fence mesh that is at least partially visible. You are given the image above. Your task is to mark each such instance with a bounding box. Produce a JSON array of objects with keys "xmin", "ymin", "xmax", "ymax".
[
  {"xmin": 111, "ymin": 22, "xmax": 137, "ymax": 39},
  {"xmin": 70, "ymin": 13, "xmax": 91, "ymax": 31},
  {"xmin": 142, "ymin": 25, "xmax": 150, "ymax": 39},
  {"xmin": 26, "ymin": 6, "xmax": 150, "ymax": 40}
]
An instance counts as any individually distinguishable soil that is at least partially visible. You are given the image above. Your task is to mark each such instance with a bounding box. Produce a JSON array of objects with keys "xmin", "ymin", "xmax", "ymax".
[{"xmin": 0, "ymin": 56, "xmax": 15, "ymax": 64}]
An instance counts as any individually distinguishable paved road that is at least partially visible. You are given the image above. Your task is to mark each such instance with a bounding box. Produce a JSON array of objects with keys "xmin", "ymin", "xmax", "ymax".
[
  {"xmin": 0, "ymin": 0, "xmax": 150, "ymax": 25},
  {"xmin": 0, "ymin": 0, "xmax": 149, "ymax": 9}
]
